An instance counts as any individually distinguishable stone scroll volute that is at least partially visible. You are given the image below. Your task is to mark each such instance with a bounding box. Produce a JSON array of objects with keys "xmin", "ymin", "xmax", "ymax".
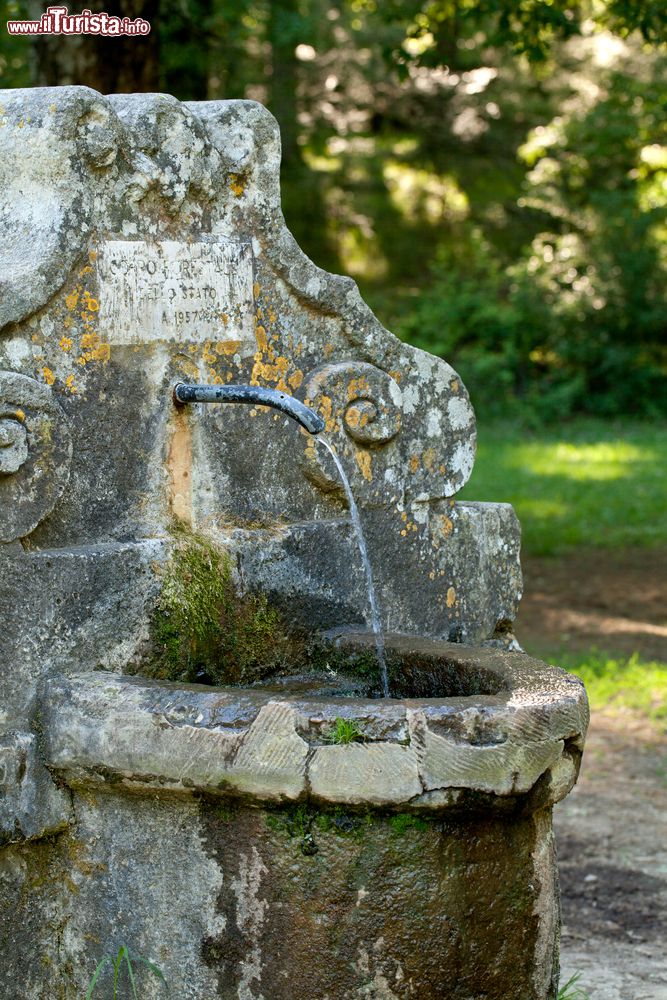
[
  {"xmin": 299, "ymin": 358, "xmax": 476, "ymax": 505},
  {"xmin": 0, "ymin": 371, "xmax": 72, "ymax": 543}
]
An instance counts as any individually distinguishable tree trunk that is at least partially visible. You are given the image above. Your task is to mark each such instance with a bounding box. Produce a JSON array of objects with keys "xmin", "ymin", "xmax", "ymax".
[
  {"xmin": 29, "ymin": 0, "xmax": 160, "ymax": 93},
  {"xmin": 267, "ymin": 0, "xmax": 301, "ymax": 167}
]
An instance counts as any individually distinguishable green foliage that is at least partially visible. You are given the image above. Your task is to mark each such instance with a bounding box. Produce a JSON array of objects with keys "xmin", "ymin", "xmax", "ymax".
[
  {"xmin": 556, "ymin": 650, "xmax": 667, "ymax": 729},
  {"xmin": 148, "ymin": 528, "xmax": 293, "ymax": 685},
  {"xmin": 85, "ymin": 944, "xmax": 166, "ymax": 1000},
  {"xmin": 558, "ymin": 971, "xmax": 591, "ymax": 1000},
  {"xmin": 362, "ymin": 0, "xmax": 666, "ymax": 75},
  {"xmin": 267, "ymin": 804, "xmax": 372, "ymax": 852},
  {"xmin": 459, "ymin": 418, "xmax": 667, "ymax": 554},
  {"xmin": 0, "ymin": 0, "xmax": 32, "ymax": 87},
  {"xmin": 397, "ymin": 48, "xmax": 667, "ymax": 422},
  {"xmin": 324, "ymin": 717, "xmax": 366, "ymax": 744}
]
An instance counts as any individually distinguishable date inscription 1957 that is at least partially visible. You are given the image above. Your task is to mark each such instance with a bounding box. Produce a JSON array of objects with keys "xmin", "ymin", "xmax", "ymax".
[{"xmin": 97, "ymin": 240, "xmax": 255, "ymax": 350}]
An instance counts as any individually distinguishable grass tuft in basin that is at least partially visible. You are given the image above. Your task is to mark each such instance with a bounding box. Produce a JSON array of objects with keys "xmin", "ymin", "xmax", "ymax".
[{"xmin": 324, "ymin": 717, "xmax": 366, "ymax": 745}]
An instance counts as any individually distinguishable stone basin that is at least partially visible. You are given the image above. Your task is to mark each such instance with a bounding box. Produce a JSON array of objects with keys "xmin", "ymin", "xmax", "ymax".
[
  {"xmin": 35, "ymin": 634, "xmax": 588, "ymax": 1000},
  {"xmin": 43, "ymin": 633, "xmax": 588, "ymax": 810}
]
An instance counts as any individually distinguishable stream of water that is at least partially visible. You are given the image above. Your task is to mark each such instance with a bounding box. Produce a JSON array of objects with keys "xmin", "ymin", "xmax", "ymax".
[{"xmin": 316, "ymin": 435, "xmax": 390, "ymax": 698}]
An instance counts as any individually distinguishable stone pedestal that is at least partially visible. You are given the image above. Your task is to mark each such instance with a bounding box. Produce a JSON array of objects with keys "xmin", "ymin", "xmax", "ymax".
[{"xmin": 0, "ymin": 86, "xmax": 587, "ymax": 999}]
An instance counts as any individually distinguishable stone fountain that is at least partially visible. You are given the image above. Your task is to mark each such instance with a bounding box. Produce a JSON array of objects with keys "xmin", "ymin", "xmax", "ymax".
[{"xmin": 0, "ymin": 87, "xmax": 588, "ymax": 999}]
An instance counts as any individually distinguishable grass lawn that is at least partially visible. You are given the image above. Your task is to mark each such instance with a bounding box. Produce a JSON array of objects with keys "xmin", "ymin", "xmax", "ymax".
[
  {"xmin": 458, "ymin": 418, "xmax": 667, "ymax": 556},
  {"xmin": 458, "ymin": 416, "xmax": 667, "ymax": 729},
  {"xmin": 545, "ymin": 649, "xmax": 667, "ymax": 732}
]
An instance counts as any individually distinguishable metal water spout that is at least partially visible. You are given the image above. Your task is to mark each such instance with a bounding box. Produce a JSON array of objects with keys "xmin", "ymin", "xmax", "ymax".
[{"xmin": 173, "ymin": 382, "xmax": 325, "ymax": 435}]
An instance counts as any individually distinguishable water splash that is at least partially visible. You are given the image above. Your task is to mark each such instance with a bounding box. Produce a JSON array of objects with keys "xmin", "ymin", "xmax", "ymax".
[{"xmin": 316, "ymin": 435, "xmax": 390, "ymax": 698}]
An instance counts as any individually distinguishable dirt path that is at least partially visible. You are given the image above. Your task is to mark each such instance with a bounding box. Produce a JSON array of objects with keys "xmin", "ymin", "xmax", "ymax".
[
  {"xmin": 516, "ymin": 550, "xmax": 667, "ymax": 998},
  {"xmin": 517, "ymin": 548, "xmax": 667, "ymax": 662},
  {"xmin": 555, "ymin": 712, "xmax": 667, "ymax": 999}
]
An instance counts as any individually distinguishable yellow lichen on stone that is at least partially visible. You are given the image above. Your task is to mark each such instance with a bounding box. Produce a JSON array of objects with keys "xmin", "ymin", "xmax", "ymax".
[
  {"xmin": 255, "ymin": 326, "xmax": 268, "ymax": 352},
  {"xmin": 65, "ymin": 374, "xmax": 77, "ymax": 394},
  {"xmin": 230, "ymin": 173, "xmax": 245, "ymax": 197},
  {"xmin": 423, "ymin": 447, "xmax": 436, "ymax": 472},
  {"xmin": 446, "ymin": 587, "xmax": 456, "ymax": 607},
  {"xmin": 409, "ymin": 455, "xmax": 420, "ymax": 473},
  {"xmin": 354, "ymin": 448, "xmax": 373, "ymax": 482},
  {"xmin": 64, "ymin": 290, "xmax": 79, "ymax": 311},
  {"xmin": 215, "ymin": 340, "xmax": 239, "ymax": 356},
  {"xmin": 347, "ymin": 376, "xmax": 370, "ymax": 402},
  {"xmin": 288, "ymin": 369, "xmax": 304, "ymax": 390},
  {"xmin": 42, "ymin": 367, "xmax": 55, "ymax": 386},
  {"xmin": 434, "ymin": 514, "xmax": 454, "ymax": 539},
  {"xmin": 59, "ymin": 336, "xmax": 73, "ymax": 353},
  {"xmin": 315, "ymin": 394, "xmax": 336, "ymax": 434},
  {"xmin": 202, "ymin": 341, "xmax": 217, "ymax": 365}
]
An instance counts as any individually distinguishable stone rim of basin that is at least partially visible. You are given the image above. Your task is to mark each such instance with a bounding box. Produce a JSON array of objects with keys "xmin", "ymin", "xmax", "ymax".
[{"xmin": 41, "ymin": 632, "xmax": 588, "ymax": 811}]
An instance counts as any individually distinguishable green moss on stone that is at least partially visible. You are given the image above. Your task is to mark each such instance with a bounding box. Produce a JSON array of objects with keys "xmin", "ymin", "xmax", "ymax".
[
  {"xmin": 146, "ymin": 527, "xmax": 296, "ymax": 686},
  {"xmin": 389, "ymin": 813, "xmax": 432, "ymax": 836}
]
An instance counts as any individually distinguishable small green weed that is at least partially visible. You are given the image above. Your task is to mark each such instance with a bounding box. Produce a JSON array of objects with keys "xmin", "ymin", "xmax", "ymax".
[
  {"xmin": 558, "ymin": 971, "xmax": 590, "ymax": 1000},
  {"xmin": 324, "ymin": 717, "xmax": 365, "ymax": 745},
  {"xmin": 85, "ymin": 944, "xmax": 166, "ymax": 999}
]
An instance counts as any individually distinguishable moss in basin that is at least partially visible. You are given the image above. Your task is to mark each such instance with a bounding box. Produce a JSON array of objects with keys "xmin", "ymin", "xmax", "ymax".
[{"xmin": 146, "ymin": 527, "xmax": 296, "ymax": 686}]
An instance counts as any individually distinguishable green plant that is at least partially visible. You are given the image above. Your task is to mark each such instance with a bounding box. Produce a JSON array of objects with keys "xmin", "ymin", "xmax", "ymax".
[
  {"xmin": 147, "ymin": 527, "xmax": 295, "ymax": 686},
  {"xmin": 551, "ymin": 650, "xmax": 667, "ymax": 730},
  {"xmin": 85, "ymin": 944, "xmax": 166, "ymax": 999},
  {"xmin": 558, "ymin": 971, "xmax": 590, "ymax": 1000},
  {"xmin": 324, "ymin": 717, "xmax": 366, "ymax": 745},
  {"xmin": 389, "ymin": 813, "xmax": 431, "ymax": 836}
]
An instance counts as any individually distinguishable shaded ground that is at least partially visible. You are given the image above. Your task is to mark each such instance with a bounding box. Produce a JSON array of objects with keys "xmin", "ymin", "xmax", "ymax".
[
  {"xmin": 517, "ymin": 547, "xmax": 667, "ymax": 662},
  {"xmin": 517, "ymin": 549, "xmax": 667, "ymax": 999}
]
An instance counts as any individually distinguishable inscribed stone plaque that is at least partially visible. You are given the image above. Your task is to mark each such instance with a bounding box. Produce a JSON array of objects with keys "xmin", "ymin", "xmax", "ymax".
[{"xmin": 97, "ymin": 239, "xmax": 255, "ymax": 348}]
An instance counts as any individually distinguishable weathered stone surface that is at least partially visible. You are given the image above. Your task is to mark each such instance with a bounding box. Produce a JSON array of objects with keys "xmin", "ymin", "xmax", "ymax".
[
  {"xmin": 0, "ymin": 732, "xmax": 70, "ymax": 844},
  {"xmin": 309, "ymin": 742, "xmax": 422, "ymax": 805},
  {"xmin": 0, "ymin": 540, "xmax": 166, "ymax": 728},
  {"xmin": 227, "ymin": 499, "xmax": 521, "ymax": 642},
  {"xmin": 0, "ymin": 790, "xmax": 560, "ymax": 999},
  {"xmin": 0, "ymin": 793, "xmax": 224, "ymax": 1000},
  {"xmin": 0, "ymin": 86, "xmax": 517, "ymax": 646},
  {"xmin": 42, "ymin": 637, "xmax": 587, "ymax": 809},
  {"xmin": 0, "ymin": 371, "xmax": 72, "ymax": 542}
]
